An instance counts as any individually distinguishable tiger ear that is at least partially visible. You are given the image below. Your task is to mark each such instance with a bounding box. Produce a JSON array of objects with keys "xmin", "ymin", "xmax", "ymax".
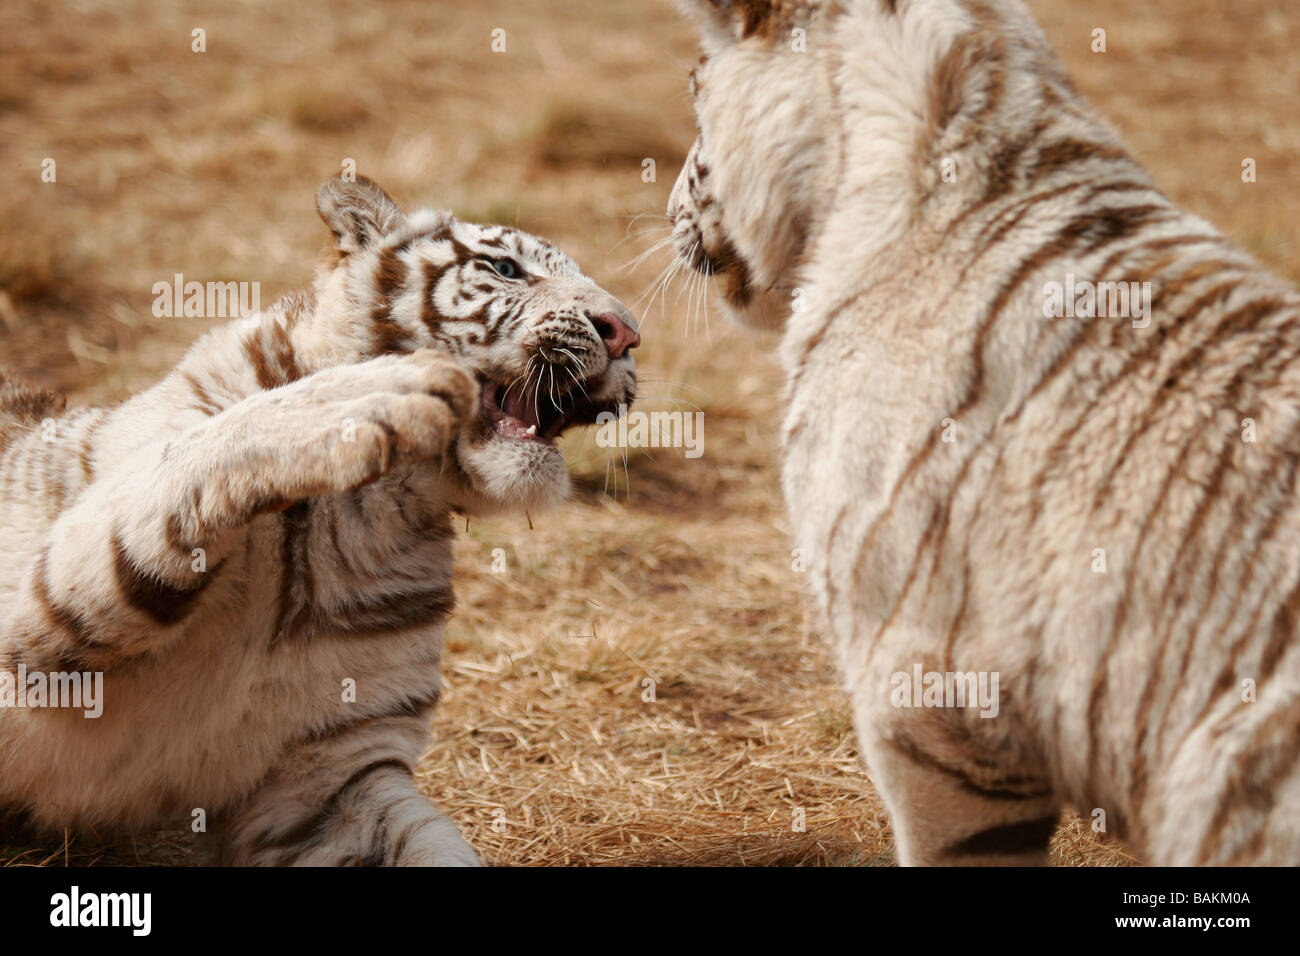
[
  {"xmin": 676, "ymin": 0, "xmax": 773, "ymax": 44},
  {"xmin": 316, "ymin": 175, "xmax": 406, "ymax": 255}
]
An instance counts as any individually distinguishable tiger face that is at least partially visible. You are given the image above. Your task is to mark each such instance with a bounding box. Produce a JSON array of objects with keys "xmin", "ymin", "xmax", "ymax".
[
  {"xmin": 668, "ymin": 0, "xmax": 836, "ymax": 331},
  {"xmin": 314, "ymin": 176, "xmax": 640, "ymax": 512}
]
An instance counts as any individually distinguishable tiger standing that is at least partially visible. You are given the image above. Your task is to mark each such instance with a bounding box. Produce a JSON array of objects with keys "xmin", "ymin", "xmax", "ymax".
[{"xmin": 668, "ymin": 0, "xmax": 1300, "ymax": 864}]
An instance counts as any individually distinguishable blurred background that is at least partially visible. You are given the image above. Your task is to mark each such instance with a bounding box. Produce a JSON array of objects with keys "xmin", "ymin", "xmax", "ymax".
[{"xmin": 0, "ymin": 0, "xmax": 1296, "ymax": 865}]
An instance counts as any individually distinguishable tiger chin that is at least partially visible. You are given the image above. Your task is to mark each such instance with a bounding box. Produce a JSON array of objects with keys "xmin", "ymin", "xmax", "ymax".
[
  {"xmin": 671, "ymin": 0, "xmax": 1300, "ymax": 865},
  {"xmin": 0, "ymin": 174, "xmax": 637, "ymax": 865}
]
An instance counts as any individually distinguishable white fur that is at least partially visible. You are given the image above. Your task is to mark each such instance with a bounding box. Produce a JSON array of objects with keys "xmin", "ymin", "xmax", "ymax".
[
  {"xmin": 0, "ymin": 176, "xmax": 638, "ymax": 865},
  {"xmin": 672, "ymin": 0, "xmax": 1300, "ymax": 865}
]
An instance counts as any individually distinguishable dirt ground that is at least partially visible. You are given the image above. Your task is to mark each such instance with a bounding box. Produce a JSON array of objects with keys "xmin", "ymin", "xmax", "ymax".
[{"xmin": 1, "ymin": 0, "xmax": 1296, "ymax": 866}]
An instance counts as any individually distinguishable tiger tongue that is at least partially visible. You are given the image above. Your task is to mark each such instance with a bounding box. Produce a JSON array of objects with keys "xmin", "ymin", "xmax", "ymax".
[{"xmin": 500, "ymin": 389, "xmax": 540, "ymax": 429}]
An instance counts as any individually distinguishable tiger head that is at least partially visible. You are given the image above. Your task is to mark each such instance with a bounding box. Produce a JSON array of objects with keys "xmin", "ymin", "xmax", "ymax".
[
  {"xmin": 668, "ymin": 0, "xmax": 839, "ymax": 332},
  {"xmin": 311, "ymin": 175, "xmax": 639, "ymax": 513}
]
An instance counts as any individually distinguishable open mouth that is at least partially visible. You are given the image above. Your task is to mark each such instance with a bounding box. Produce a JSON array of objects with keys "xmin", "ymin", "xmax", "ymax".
[{"xmin": 480, "ymin": 373, "xmax": 622, "ymax": 446}]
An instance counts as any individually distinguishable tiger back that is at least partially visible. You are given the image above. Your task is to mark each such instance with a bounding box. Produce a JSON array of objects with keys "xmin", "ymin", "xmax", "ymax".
[{"xmin": 668, "ymin": 0, "xmax": 1300, "ymax": 865}]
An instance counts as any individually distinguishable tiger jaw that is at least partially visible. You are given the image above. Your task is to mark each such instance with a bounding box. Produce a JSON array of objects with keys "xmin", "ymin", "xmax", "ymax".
[
  {"xmin": 479, "ymin": 370, "xmax": 626, "ymax": 448},
  {"xmin": 450, "ymin": 359, "xmax": 635, "ymax": 513}
]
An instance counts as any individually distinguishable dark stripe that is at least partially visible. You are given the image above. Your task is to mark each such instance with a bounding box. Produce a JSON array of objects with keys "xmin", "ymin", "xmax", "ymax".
[
  {"xmin": 357, "ymin": 805, "xmax": 394, "ymax": 866},
  {"xmin": 1171, "ymin": 443, "xmax": 1299, "ymax": 750},
  {"xmin": 972, "ymin": 176, "xmax": 1093, "ymax": 248},
  {"xmin": 737, "ymin": 0, "xmax": 778, "ymax": 39},
  {"xmin": 928, "ymin": 30, "xmax": 976, "ymax": 136},
  {"xmin": 1195, "ymin": 699, "xmax": 1300, "ymax": 864},
  {"xmin": 1085, "ymin": 295, "xmax": 1295, "ymax": 788},
  {"xmin": 941, "ymin": 563, "xmax": 972, "ymax": 673},
  {"xmin": 182, "ymin": 372, "xmax": 223, "ymax": 417},
  {"xmin": 821, "ymin": 504, "xmax": 851, "ymax": 615},
  {"xmin": 1194, "ymin": 569, "xmax": 1286, "ymax": 738},
  {"xmin": 978, "ymin": 181, "xmax": 1159, "ymax": 259},
  {"xmin": 371, "ymin": 247, "xmax": 413, "ymax": 354},
  {"xmin": 41, "ymin": 444, "xmax": 68, "ymax": 514},
  {"xmin": 267, "ymin": 320, "xmax": 302, "ymax": 385},
  {"xmin": 1081, "ymin": 179, "xmax": 1160, "ymax": 202},
  {"xmin": 1019, "ymin": 257, "xmax": 1242, "ymax": 512},
  {"xmin": 1088, "ymin": 296, "xmax": 1285, "ymax": 513},
  {"xmin": 165, "ymin": 509, "xmax": 195, "ymax": 554},
  {"xmin": 924, "ymin": 30, "xmax": 1015, "ymax": 184},
  {"xmin": 32, "ymin": 549, "xmax": 102, "ymax": 648},
  {"xmin": 974, "ymin": 112, "xmax": 1053, "ymax": 209},
  {"xmin": 304, "ymin": 689, "xmax": 443, "ymax": 746},
  {"xmin": 1147, "ymin": 332, "xmax": 1300, "ymax": 753},
  {"xmin": 1130, "ymin": 321, "xmax": 1300, "ymax": 801},
  {"xmin": 884, "ymin": 733, "xmax": 1052, "ymax": 803},
  {"xmin": 712, "ymin": 234, "xmax": 755, "ymax": 309},
  {"xmin": 1148, "ymin": 258, "xmax": 1245, "ymax": 310},
  {"xmin": 942, "ymin": 815, "xmax": 1059, "ymax": 858},
  {"xmin": 326, "ymin": 494, "xmax": 358, "ymax": 577},
  {"xmin": 1085, "ymin": 426, "xmax": 1204, "ymax": 792},
  {"xmin": 847, "ymin": 207, "xmax": 1169, "ymax": 632},
  {"xmin": 273, "ymin": 502, "xmax": 453, "ymax": 643},
  {"xmin": 259, "ymin": 758, "xmax": 411, "ymax": 853},
  {"xmin": 866, "ymin": 473, "xmax": 964, "ymax": 653},
  {"xmin": 390, "ymin": 686, "xmax": 441, "ymax": 720},
  {"xmin": 1129, "ymin": 443, "xmax": 1241, "ymax": 811},
  {"xmin": 944, "ymin": 18, "xmax": 1008, "ymax": 159},
  {"xmin": 966, "ymin": 201, "xmax": 1167, "ymax": 422},
  {"xmin": 111, "ymin": 532, "xmax": 216, "ymax": 626},
  {"xmin": 77, "ymin": 409, "xmax": 108, "ymax": 480},
  {"xmin": 244, "ymin": 332, "xmax": 280, "ymax": 391},
  {"xmin": 1023, "ymin": 266, "xmax": 1248, "ymax": 523},
  {"xmin": 420, "ymin": 259, "xmax": 453, "ymax": 335},
  {"xmin": 328, "ymin": 583, "xmax": 456, "ymax": 636},
  {"xmin": 1030, "ymin": 138, "xmax": 1129, "ymax": 181},
  {"xmin": 1153, "ymin": 277, "xmax": 1242, "ymax": 321},
  {"xmin": 1008, "ymin": 255, "xmax": 1238, "ymax": 440},
  {"xmin": 1258, "ymin": 572, "xmax": 1300, "ymax": 685},
  {"xmin": 935, "ymin": 461, "xmax": 1008, "ymax": 675},
  {"xmin": 272, "ymin": 501, "xmax": 314, "ymax": 645},
  {"xmin": 385, "ymin": 816, "xmax": 427, "ymax": 864}
]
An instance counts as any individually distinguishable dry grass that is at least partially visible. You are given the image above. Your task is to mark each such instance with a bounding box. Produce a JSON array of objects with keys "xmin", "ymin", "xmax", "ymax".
[{"xmin": 2, "ymin": 0, "xmax": 1297, "ymax": 866}]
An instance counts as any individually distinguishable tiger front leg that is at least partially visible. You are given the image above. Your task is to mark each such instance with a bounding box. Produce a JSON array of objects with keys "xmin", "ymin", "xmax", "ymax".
[
  {"xmin": 210, "ymin": 714, "xmax": 481, "ymax": 867},
  {"xmin": 8, "ymin": 348, "xmax": 477, "ymax": 667}
]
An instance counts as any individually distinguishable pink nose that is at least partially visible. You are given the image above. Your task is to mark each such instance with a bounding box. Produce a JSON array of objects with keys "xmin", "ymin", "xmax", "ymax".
[{"xmin": 590, "ymin": 312, "xmax": 641, "ymax": 359}]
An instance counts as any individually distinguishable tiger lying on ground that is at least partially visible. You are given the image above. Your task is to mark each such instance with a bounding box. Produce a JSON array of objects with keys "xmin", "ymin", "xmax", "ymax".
[
  {"xmin": 0, "ymin": 174, "xmax": 639, "ymax": 865},
  {"xmin": 669, "ymin": 0, "xmax": 1300, "ymax": 864}
]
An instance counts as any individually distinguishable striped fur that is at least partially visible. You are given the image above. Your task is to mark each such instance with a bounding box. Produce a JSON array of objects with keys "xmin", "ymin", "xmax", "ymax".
[
  {"xmin": 670, "ymin": 0, "xmax": 1300, "ymax": 864},
  {"xmin": 0, "ymin": 175, "xmax": 638, "ymax": 865}
]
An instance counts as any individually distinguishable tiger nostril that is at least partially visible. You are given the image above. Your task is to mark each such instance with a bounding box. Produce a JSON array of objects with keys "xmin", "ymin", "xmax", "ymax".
[{"xmin": 589, "ymin": 312, "xmax": 641, "ymax": 359}]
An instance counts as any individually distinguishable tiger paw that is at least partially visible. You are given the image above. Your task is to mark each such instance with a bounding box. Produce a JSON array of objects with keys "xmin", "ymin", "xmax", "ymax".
[{"xmin": 317, "ymin": 349, "xmax": 479, "ymax": 490}]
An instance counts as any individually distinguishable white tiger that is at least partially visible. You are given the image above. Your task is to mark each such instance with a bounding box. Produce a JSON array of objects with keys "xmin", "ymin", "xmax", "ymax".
[
  {"xmin": 0, "ymin": 175, "xmax": 639, "ymax": 865},
  {"xmin": 669, "ymin": 0, "xmax": 1300, "ymax": 864}
]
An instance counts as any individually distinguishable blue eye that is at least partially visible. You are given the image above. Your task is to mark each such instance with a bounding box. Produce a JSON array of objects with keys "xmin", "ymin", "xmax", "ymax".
[{"xmin": 491, "ymin": 259, "xmax": 521, "ymax": 279}]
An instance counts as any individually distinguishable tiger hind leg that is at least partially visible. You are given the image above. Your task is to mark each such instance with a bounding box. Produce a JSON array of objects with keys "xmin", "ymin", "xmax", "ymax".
[{"xmin": 862, "ymin": 724, "xmax": 1060, "ymax": 866}]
